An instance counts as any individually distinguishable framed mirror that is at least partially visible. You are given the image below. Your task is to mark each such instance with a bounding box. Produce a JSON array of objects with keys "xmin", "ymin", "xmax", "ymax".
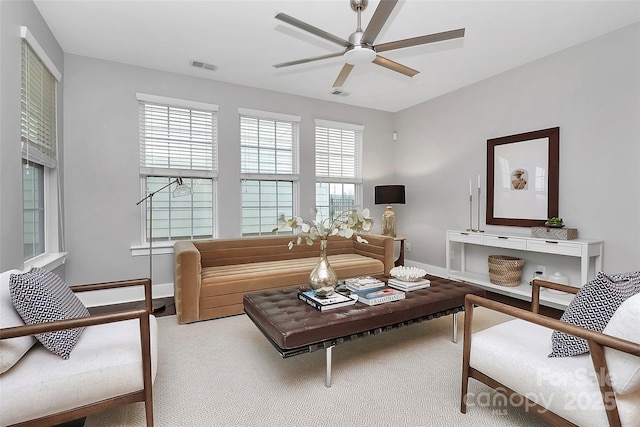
[{"xmin": 486, "ymin": 127, "xmax": 559, "ymax": 227}]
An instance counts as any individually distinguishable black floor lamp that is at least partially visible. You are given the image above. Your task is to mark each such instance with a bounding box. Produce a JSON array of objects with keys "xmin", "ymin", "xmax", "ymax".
[{"xmin": 136, "ymin": 177, "xmax": 192, "ymax": 312}]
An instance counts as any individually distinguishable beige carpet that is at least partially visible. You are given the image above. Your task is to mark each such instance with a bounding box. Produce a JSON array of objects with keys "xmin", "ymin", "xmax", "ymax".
[{"xmin": 85, "ymin": 308, "xmax": 550, "ymax": 426}]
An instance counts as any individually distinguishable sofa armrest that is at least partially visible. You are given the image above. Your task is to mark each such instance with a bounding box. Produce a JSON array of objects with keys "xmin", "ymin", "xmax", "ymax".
[
  {"xmin": 174, "ymin": 240, "xmax": 202, "ymax": 324},
  {"xmin": 531, "ymin": 278, "xmax": 579, "ymax": 314},
  {"xmin": 354, "ymin": 234, "xmax": 395, "ymax": 275}
]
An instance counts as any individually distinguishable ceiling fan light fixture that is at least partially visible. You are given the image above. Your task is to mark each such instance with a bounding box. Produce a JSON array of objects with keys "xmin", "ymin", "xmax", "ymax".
[{"xmin": 344, "ymin": 45, "xmax": 376, "ymax": 65}]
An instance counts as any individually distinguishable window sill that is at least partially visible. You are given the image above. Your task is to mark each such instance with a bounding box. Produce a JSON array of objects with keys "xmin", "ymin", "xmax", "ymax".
[
  {"xmin": 130, "ymin": 242, "xmax": 176, "ymax": 257},
  {"xmin": 24, "ymin": 252, "xmax": 67, "ymax": 271}
]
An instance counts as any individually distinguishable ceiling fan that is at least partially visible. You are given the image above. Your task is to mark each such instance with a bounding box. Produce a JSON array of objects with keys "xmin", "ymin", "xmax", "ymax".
[{"xmin": 273, "ymin": 0, "xmax": 465, "ymax": 88}]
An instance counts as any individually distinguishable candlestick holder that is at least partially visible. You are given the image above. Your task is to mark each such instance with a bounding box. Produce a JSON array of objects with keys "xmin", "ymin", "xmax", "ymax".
[
  {"xmin": 475, "ymin": 187, "xmax": 484, "ymax": 232},
  {"xmin": 466, "ymin": 194, "xmax": 473, "ymax": 231}
]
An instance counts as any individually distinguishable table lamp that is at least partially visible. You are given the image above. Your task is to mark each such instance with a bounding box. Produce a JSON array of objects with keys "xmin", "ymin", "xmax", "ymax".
[{"xmin": 374, "ymin": 185, "xmax": 405, "ymax": 237}]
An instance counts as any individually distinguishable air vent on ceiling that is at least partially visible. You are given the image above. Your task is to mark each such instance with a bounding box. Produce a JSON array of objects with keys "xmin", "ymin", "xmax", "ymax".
[
  {"xmin": 190, "ymin": 60, "xmax": 217, "ymax": 71},
  {"xmin": 330, "ymin": 89, "xmax": 349, "ymax": 97}
]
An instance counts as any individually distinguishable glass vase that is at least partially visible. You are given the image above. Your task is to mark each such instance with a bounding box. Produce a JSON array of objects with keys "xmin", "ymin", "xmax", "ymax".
[{"xmin": 309, "ymin": 237, "xmax": 338, "ymax": 296}]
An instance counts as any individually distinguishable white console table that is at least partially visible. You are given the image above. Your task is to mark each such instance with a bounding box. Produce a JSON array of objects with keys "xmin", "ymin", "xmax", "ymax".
[{"xmin": 446, "ymin": 230, "xmax": 603, "ymax": 309}]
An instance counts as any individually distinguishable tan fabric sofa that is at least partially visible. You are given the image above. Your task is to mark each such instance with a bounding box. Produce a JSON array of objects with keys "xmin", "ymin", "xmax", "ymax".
[{"xmin": 174, "ymin": 234, "xmax": 394, "ymax": 324}]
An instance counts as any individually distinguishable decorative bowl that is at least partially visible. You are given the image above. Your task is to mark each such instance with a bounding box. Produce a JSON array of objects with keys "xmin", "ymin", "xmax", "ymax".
[
  {"xmin": 544, "ymin": 222, "xmax": 565, "ymax": 228},
  {"xmin": 390, "ymin": 266, "xmax": 426, "ymax": 282}
]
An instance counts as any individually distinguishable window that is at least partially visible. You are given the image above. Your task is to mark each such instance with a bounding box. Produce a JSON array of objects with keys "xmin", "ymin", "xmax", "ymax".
[
  {"xmin": 138, "ymin": 94, "xmax": 218, "ymax": 243},
  {"xmin": 314, "ymin": 119, "xmax": 363, "ymax": 222},
  {"xmin": 239, "ymin": 108, "xmax": 300, "ymax": 236},
  {"xmin": 20, "ymin": 27, "xmax": 62, "ymax": 264}
]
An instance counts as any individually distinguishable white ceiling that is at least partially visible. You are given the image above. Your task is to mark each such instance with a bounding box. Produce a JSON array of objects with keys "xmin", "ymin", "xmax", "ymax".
[{"xmin": 34, "ymin": 0, "xmax": 640, "ymax": 112}]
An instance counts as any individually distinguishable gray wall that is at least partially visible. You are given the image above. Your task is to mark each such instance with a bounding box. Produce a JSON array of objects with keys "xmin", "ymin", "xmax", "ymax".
[
  {"xmin": 395, "ymin": 23, "xmax": 640, "ymax": 276},
  {"xmin": 0, "ymin": 0, "xmax": 64, "ymax": 273},
  {"xmin": 62, "ymin": 54, "xmax": 395, "ymax": 291}
]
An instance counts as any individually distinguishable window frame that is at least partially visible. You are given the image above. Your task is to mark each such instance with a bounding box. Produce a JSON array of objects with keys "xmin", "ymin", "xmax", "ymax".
[
  {"xmin": 133, "ymin": 93, "xmax": 219, "ymax": 254},
  {"xmin": 239, "ymin": 108, "xmax": 301, "ymax": 236},
  {"xmin": 20, "ymin": 26, "xmax": 65, "ymax": 271},
  {"xmin": 314, "ymin": 119, "xmax": 364, "ymax": 222}
]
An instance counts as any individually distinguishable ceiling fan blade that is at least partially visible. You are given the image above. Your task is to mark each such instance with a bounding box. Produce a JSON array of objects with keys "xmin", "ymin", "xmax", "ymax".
[
  {"xmin": 373, "ymin": 55, "xmax": 419, "ymax": 77},
  {"xmin": 375, "ymin": 28, "xmax": 465, "ymax": 53},
  {"xmin": 333, "ymin": 63, "xmax": 355, "ymax": 88},
  {"xmin": 275, "ymin": 13, "xmax": 350, "ymax": 47},
  {"xmin": 361, "ymin": 0, "xmax": 398, "ymax": 45},
  {"xmin": 273, "ymin": 52, "xmax": 344, "ymax": 68}
]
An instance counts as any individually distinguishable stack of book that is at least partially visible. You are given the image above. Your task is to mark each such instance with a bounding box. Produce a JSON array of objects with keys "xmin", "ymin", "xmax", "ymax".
[
  {"xmin": 298, "ymin": 290, "xmax": 357, "ymax": 311},
  {"xmin": 344, "ymin": 276, "xmax": 385, "ymax": 292},
  {"xmin": 351, "ymin": 286, "xmax": 406, "ymax": 306},
  {"xmin": 387, "ymin": 277, "xmax": 431, "ymax": 292}
]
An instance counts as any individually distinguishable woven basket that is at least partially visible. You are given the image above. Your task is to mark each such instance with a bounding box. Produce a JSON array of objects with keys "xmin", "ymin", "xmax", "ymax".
[{"xmin": 488, "ymin": 255, "xmax": 524, "ymax": 287}]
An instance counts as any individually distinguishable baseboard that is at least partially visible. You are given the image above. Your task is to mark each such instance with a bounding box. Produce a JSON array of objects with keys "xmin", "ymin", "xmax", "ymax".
[
  {"xmin": 77, "ymin": 281, "xmax": 174, "ymax": 308},
  {"xmin": 404, "ymin": 259, "xmax": 448, "ymax": 278}
]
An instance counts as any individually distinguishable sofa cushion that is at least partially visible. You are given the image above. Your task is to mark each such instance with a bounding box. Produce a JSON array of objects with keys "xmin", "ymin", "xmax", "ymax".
[
  {"xmin": 550, "ymin": 272, "xmax": 640, "ymax": 358},
  {"xmin": 9, "ymin": 268, "xmax": 90, "ymax": 359},
  {"xmin": 603, "ymin": 292, "xmax": 640, "ymax": 394},
  {"xmin": 0, "ymin": 270, "xmax": 37, "ymax": 374}
]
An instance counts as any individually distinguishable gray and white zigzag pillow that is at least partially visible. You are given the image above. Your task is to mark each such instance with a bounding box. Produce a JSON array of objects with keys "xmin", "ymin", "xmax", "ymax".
[
  {"xmin": 9, "ymin": 267, "xmax": 89, "ymax": 359},
  {"xmin": 549, "ymin": 271, "xmax": 639, "ymax": 358}
]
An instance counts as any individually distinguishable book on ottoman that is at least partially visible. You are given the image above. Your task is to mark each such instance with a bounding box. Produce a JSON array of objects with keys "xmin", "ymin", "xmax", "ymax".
[
  {"xmin": 298, "ymin": 290, "xmax": 357, "ymax": 311},
  {"xmin": 352, "ymin": 287, "xmax": 406, "ymax": 306}
]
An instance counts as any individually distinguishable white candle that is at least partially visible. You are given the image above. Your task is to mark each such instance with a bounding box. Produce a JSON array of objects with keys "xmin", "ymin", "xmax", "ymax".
[
  {"xmin": 477, "ymin": 175, "xmax": 481, "ymax": 189},
  {"xmin": 469, "ymin": 179, "xmax": 472, "ymax": 196}
]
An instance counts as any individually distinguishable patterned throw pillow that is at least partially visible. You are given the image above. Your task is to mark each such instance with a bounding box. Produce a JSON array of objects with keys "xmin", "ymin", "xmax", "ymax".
[
  {"xmin": 549, "ymin": 271, "xmax": 640, "ymax": 357},
  {"xmin": 9, "ymin": 268, "xmax": 90, "ymax": 359}
]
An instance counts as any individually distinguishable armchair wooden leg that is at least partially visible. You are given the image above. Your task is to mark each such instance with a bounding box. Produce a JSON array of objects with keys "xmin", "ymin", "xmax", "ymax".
[{"xmin": 460, "ymin": 298, "xmax": 475, "ymax": 413}]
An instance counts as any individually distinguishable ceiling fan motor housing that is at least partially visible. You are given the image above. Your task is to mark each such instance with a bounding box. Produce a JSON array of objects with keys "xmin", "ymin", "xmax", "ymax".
[{"xmin": 345, "ymin": 31, "xmax": 376, "ymax": 64}]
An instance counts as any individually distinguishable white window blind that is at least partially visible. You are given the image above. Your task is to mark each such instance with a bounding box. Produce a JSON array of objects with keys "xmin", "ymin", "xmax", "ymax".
[
  {"xmin": 138, "ymin": 97, "xmax": 218, "ymax": 178},
  {"xmin": 239, "ymin": 109, "xmax": 300, "ymax": 236},
  {"xmin": 138, "ymin": 94, "xmax": 218, "ymax": 242},
  {"xmin": 21, "ymin": 39, "xmax": 57, "ymax": 169},
  {"xmin": 315, "ymin": 119, "xmax": 363, "ymax": 184}
]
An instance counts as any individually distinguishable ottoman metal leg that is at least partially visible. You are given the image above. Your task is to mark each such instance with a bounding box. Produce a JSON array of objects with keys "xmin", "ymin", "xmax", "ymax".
[
  {"xmin": 452, "ymin": 312, "xmax": 457, "ymax": 343},
  {"xmin": 325, "ymin": 344, "xmax": 335, "ymax": 387}
]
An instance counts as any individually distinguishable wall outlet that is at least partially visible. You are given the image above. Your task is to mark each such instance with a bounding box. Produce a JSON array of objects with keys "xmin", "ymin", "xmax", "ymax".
[
  {"xmin": 536, "ymin": 265, "xmax": 546, "ymax": 276},
  {"xmin": 406, "ymin": 242, "xmax": 411, "ymax": 251}
]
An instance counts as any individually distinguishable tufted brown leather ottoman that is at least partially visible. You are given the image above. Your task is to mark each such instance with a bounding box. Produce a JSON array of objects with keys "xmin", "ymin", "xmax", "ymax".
[{"xmin": 243, "ymin": 275, "xmax": 485, "ymax": 386}]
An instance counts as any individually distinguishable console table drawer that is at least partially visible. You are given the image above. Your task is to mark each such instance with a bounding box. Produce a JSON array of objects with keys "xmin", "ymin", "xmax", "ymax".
[
  {"xmin": 483, "ymin": 235, "xmax": 527, "ymax": 250},
  {"xmin": 527, "ymin": 240, "xmax": 581, "ymax": 256},
  {"xmin": 449, "ymin": 232, "xmax": 484, "ymax": 244}
]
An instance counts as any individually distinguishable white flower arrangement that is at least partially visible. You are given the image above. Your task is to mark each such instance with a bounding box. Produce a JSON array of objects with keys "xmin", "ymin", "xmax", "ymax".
[{"xmin": 274, "ymin": 207, "xmax": 373, "ymax": 249}]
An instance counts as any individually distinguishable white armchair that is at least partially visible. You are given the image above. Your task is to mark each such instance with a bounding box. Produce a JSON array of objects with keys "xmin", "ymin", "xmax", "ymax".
[
  {"xmin": 461, "ymin": 279, "xmax": 640, "ymax": 427},
  {"xmin": 0, "ymin": 270, "xmax": 157, "ymax": 426}
]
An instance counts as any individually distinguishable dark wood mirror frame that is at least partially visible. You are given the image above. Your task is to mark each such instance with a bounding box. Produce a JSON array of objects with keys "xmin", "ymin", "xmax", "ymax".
[{"xmin": 486, "ymin": 127, "xmax": 559, "ymax": 227}]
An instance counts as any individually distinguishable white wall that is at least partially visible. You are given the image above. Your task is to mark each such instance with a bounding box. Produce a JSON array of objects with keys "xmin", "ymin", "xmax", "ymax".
[
  {"xmin": 396, "ymin": 23, "xmax": 640, "ymax": 277},
  {"xmin": 62, "ymin": 54, "xmax": 395, "ymax": 294}
]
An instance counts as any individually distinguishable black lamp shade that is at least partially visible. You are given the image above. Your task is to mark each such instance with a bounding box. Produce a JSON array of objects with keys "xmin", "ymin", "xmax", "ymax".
[{"xmin": 375, "ymin": 185, "xmax": 406, "ymax": 205}]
